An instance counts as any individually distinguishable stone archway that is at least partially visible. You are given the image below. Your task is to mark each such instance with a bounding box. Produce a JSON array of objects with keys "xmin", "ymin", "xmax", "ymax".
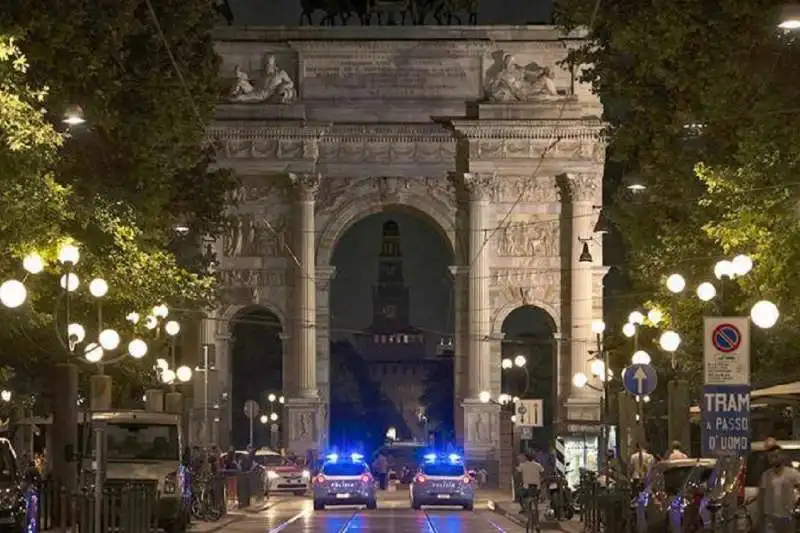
[
  {"xmin": 501, "ymin": 306, "xmax": 558, "ymax": 450},
  {"xmin": 229, "ymin": 305, "xmax": 284, "ymax": 448},
  {"xmin": 326, "ymin": 207, "xmax": 456, "ymax": 451}
]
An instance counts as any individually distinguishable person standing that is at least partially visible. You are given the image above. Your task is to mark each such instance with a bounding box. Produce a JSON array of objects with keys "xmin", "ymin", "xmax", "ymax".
[
  {"xmin": 666, "ymin": 441, "xmax": 688, "ymax": 460},
  {"xmin": 629, "ymin": 442, "xmax": 655, "ymax": 493},
  {"xmin": 516, "ymin": 453, "xmax": 545, "ymax": 510},
  {"xmin": 373, "ymin": 453, "xmax": 388, "ymax": 490},
  {"xmin": 757, "ymin": 446, "xmax": 800, "ymax": 533}
]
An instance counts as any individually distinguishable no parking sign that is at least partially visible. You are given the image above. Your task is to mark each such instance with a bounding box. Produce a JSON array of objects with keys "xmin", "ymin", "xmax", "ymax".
[{"xmin": 703, "ymin": 317, "xmax": 750, "ymax": 386}]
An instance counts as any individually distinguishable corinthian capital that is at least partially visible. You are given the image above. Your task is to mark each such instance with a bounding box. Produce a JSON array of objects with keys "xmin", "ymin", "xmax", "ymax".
[
  {"xmin": 288, "ymin": 173, "xmax": 320, "ymax": 202},
  {"xmin": 461, "ymin": 172, "xmax": 496, "ymax": 201},
  {"xmin": 568, "ymin": 172, "xmax": 601, "ymax": 203}
]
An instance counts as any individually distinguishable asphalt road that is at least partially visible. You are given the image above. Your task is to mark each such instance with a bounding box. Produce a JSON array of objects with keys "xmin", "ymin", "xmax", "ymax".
[{"xmin": 209, "ymin": 497, "xmax": 529, "ymax": 533}]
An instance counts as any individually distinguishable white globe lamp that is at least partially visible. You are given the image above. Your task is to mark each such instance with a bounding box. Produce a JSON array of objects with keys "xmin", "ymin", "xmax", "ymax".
[
  {"xmin": 260, "ymin": 414, "xmax": 268, "ymax": 424},
  {"xmin": 165, "ymin": 320, "xmax": 181, "ymax": 336},
  {"xmin": 155, "ymin": 358, "xmax": 169, "ymax": 371},
  {"xmin": 714, "ymin": 260, "xmax": 733, "ymax": 280},
  {"xmin": 628, "ymin": 311, "xmax": 645, "ymax": 325},
  {"xmin": 127, "ymin": 339, "xmax": 148, "ymax": 359},
  {"xmin": 153, "ymin": 304, "xmax": 169, "ymax": 319},
  {"xmin": 126, "ymin": 312, "xmax": 140, "ymax": 324},
  {"xmin": 514, "ymin": 355, "xmax": 527, "ymax": 367},
  {"xmin": 145, "ymin": 315, "xmax": 158, "ymax": 330},
  {"xmin": 478, "ymin": 391, "xmax": 491, "ymax": 403},
  {"xmin": 22, "ymin": 253, "xmax": 45, "ymax": 274},
  {"xmin": 732, "ymin": 255, "xmax": 753, "ymax": 276},
  {"xmin": 666, "ymin": 274, "xmax": 686, "ymax": 294},
  {"xmin": 591, "ymin": 319, "xmax": 606, "ymax": 334},
  {"xmin": 89, "ymin": 278, "xmax": 108, "ymax": 298},
  {"xmin": 0, "ymin": 280, "xmax": 27, "ymax": 308},
  {"xmin": 659, "ymin": 330, "xmax": 681, "ymax": 352},
  {"xmin": 572, "ymin": 372, "xmax": 588, "ymax": 388},
  {"xmin": 176, "ymin": 365, "xmax": 192, "ymax": 382},
  {"xmin": 98, "ymin": 329, "xmax": 121, "ymax": 351},
  {"xmin": 697, "ymin": 282, "xmax": 717, "ymax": 302},
  {"xmin": 751, "ymin": 300, "xmax": 779, "ymax": 329},
  {"xmin": 647, "ymin": 309, "xmax": 663, "ymax": 325},
  {"xmin": 590, "ymin": 359, "xmax": 605, "ymax": 378},
  {"xmin": 622, "ymin": 323, "xmax": 636, "ymax": 338},
  {"xmin": 268, "ymin": 393, "xmax": 277, "ymax": 402},
  {"xmin": 57, "ymin": 244, "xmax": 80, "ymax": 265},
  {"xmin": 631, "ymin": 350, "xmax": 652, "ymax": 365},
  {"xmin": 84, "ymin": 343, "xmax": 104, "ymax": 363},
  {"xmin": 68, "ymin": 323, "xmax": 86, "ymax": 344},
  {"xmin": 161, "ymin": 369, "xmax": 176, "ymax": 384},
  {"xmin": 0, "ymin": 390, "xmax": 10, "ymax": 402},
  {"xmin": 270, "ymin": 413, "xmax": 279, "ymax": 422},
  {"xmin": 501, "ymin": 358, "xmax": 513, "ymax": 369},
  {"xmin": 59, "ymin": 273, "xmax": 80, "ymax": 292}
]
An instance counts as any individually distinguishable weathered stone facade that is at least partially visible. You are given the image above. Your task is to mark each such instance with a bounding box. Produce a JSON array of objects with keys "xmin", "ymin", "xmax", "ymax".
[{"xmin": 199, "ymin": 26, "xmax": 606, "ymax": 466}]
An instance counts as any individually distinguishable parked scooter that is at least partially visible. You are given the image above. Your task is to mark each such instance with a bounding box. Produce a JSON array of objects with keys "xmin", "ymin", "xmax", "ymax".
[{"xmin": 546, "ymin": 469, "xmax": 578, "ymax": 521}]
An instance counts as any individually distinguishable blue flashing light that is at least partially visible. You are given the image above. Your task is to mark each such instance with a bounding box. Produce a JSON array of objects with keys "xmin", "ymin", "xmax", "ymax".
[
  {"xmin": 350, "ymin": 453, "xmax": 364, "ymax": 462},
  {"xmin": 448, "ymin": 453, "xmax": 462, "ymax": 463},
  {"xmin": 326, "ymin": 453, "xmax": 339, "ymax": 463},
  {"xmin": 424, "ymin": 453, "xmax": 438, "ymax": 463}
]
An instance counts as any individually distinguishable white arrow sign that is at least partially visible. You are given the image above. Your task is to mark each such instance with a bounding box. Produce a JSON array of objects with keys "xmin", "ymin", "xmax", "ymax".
[{"xmin": 634, "ymin": 367, "xmax": 648, "ymax": 394}]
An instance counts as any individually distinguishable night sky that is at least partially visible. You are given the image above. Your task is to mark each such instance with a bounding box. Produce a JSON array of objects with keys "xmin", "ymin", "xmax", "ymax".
[{"xmin": 223, "ymin": 0, "xmax": 554, "ymax": 25}]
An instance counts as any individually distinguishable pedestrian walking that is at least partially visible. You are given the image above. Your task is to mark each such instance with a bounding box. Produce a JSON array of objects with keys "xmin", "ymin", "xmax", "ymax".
[{"xmin": 757, "ymin": 446, "xmax": 800, "ymax": 533}]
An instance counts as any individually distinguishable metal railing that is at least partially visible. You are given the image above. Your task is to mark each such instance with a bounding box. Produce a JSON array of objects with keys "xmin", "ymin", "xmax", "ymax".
[
  {"xmin": 578, "ymin": 470, "xmax": 635, "ymax": 533},
  {"xmin": 32, "ymin": 479, "xmax": 159, "ymax": 533}
]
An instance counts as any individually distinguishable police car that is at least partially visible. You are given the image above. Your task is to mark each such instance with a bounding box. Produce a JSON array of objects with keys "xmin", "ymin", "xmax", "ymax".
[
  {"xmin": 410, "ymin": 453, "xmax": 474, "ymax": 510},
  {"xmin": 312, "ymin": 453, "xmax": 377, "ymax": 510}
]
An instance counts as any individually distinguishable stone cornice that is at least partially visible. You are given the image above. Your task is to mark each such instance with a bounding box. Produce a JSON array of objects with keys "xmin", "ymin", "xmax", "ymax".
[
  {"xmin": 450, "ymin": 119, "xmax": 605, "ymax": 140},
  {"xmin": 213, "ymin": 25, "xmax": 583, "ymax": 44},
  {"xmin": 209, "ymin": 123, "xmax": 455, "ymax": 143}
]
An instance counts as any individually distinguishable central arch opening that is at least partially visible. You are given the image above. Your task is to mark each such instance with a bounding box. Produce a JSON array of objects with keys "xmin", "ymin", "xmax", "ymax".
[{"xmin": 329, "ymin": 209, "xmax": 455, "ymax": 453}]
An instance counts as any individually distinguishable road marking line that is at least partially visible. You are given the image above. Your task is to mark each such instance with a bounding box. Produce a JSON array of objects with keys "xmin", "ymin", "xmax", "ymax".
[{"xmin": 266, "ymin": 509, "xmax": 308, "ymax": 533}]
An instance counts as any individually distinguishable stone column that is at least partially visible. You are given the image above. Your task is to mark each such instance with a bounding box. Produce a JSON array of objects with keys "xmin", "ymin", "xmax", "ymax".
[
  {"xmin": 448, "ymin": 265, "xmax": 469, "ymax": 447},
  {"xmin": 459, "ymin": 173, "xmax": 500, "ymax": 480},
  {"xmin": 463, "ymin": 172, "xmax": 494, "ymax": 398},
  {"xmin": 566, "ymin": 172, "xmax": 602, "ymax": 421},
  {"xmin": 286, "ymin": 172, "xmax": 322, "ymax": 456}
]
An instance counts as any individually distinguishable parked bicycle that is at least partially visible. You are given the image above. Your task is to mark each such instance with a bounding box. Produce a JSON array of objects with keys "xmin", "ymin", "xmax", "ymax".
[{"xmin": 191, "ymin": 474, "xmax": 224, "ymax": 522}]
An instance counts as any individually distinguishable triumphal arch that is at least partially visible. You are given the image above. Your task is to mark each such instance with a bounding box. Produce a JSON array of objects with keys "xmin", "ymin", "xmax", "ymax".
[{"xmin": 201, "ymin": 25, "xmax": 606, "ymax": 470}]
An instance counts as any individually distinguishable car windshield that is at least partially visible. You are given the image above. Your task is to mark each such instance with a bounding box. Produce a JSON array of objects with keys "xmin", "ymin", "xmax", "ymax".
[
  {"xmin": 746, "ymin": 449, "xmax": 800, "ymax": 487},
  {"xmin": 322, "ymin": 462, "xmax": 367, "ymax": 476},
  {"xmin": 659, "ymin": 467, "xmax": 696, "ymax": 495},
  {"xmin": 259, "ymin": 455, "xmax": 291, "ymax": 467},
  {"xmin": 106, "ymin": 422, "xmax": 179, "ymax": 461},
  {"xmin": 421, "ymin": 463, "xmax": 465, "ymax": 477}
]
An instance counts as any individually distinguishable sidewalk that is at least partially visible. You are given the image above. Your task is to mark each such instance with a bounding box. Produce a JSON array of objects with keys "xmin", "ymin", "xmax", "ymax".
[{"xmin": 481, "ymin": 489, "xmax": 582, "ymax": 533}]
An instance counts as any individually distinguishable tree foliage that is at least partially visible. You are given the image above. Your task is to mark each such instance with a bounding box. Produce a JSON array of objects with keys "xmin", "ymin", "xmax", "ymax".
[
  {"xmin": 0, "ymin": 0, "xmax": 234, "ymax": 413},
  {"xmin": 556, "ymin": 0, "xmax": 800, "ymax": 389}
]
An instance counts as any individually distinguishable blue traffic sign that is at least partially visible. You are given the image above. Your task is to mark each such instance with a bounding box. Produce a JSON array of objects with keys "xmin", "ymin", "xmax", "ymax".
[
  {"xmin": 701, "ymin": 384, "xmax": 750, "ymax": 457},
  {"xmin": 623, "ymin": 364, "xmax": 658, "ymax": 396}
]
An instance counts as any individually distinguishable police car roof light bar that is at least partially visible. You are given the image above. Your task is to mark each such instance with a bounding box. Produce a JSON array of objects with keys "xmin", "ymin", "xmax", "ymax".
[
  {"xmin": 350, "ymin": 453, "xmax": 364, "ymax": 462},
  {"xmin": 326, "ymin": 453, "xmax": 339, "ymax": 463}
]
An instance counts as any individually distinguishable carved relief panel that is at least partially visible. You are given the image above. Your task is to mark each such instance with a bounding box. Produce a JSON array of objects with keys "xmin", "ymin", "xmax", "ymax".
[
  {"xmin": 491, "ymin": 176, "xmax": 558, "ymax": 204},
  {"xmin": 496, "ymin": 218, "xmax": 559, "ymax": 257}
]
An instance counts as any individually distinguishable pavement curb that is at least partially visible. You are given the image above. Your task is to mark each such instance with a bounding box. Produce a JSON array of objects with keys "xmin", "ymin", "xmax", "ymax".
[{"xmin": 488, "ymin": 499, "xmax": 573, "ymax": 532}]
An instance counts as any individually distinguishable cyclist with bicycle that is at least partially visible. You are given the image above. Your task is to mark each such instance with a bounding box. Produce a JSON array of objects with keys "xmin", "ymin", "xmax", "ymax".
[{"xmin": 516, "ymin": 452, "xmax": 545, "ymax": 533}]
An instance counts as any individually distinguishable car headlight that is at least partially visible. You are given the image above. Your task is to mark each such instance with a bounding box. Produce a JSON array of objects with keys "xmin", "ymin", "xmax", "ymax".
[
  {"xmin": 302, "ymin": 470, "xmax": 310, "ymax": 479},
  {"xmin": 267, "ymin": 471, "xmax": 279, "ymax": 480}
]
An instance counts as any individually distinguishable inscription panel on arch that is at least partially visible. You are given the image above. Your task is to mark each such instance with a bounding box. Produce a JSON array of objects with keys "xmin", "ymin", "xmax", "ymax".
[{"xmin": 301, "ymin": 51, "xmax": 481, "ymax": 99}]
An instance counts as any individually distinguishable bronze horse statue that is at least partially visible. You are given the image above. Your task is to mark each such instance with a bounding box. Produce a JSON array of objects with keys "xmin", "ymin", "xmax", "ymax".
[{"xmin": 299, "ymin": 0, "xmax": 477, "ymax": 25}]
